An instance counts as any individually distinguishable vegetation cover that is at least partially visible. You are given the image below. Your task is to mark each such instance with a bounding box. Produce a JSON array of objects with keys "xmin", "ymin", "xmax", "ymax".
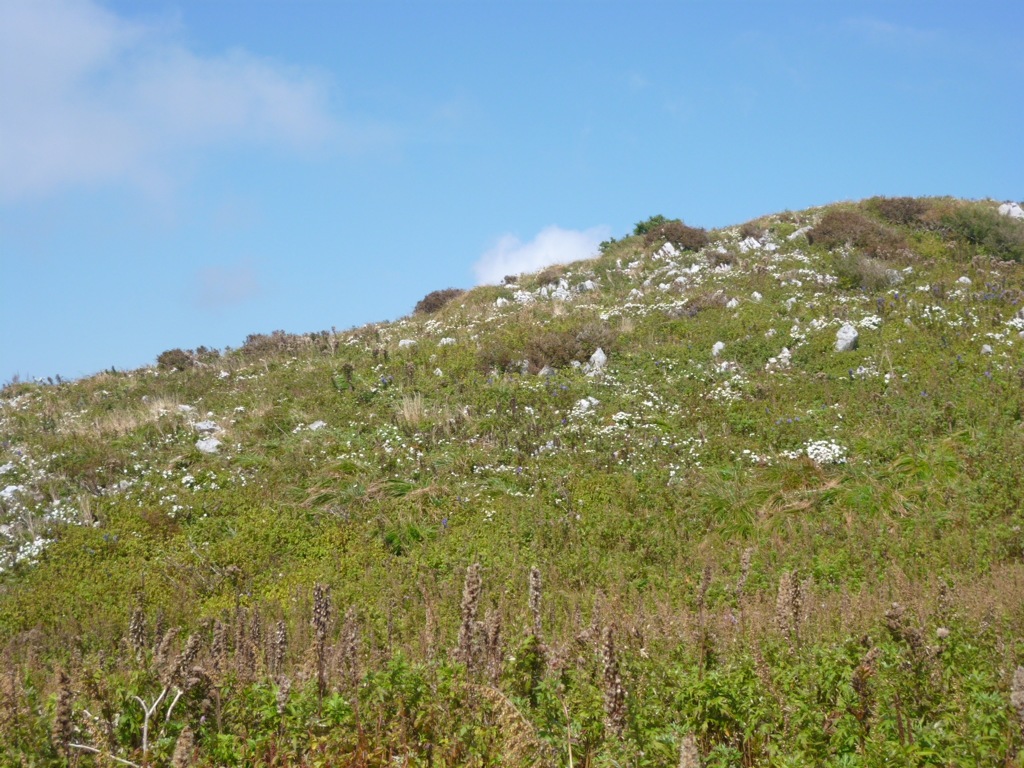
[{"xmin": 3, "ymin": 197, "xmax": 1024, "ymax": 766}]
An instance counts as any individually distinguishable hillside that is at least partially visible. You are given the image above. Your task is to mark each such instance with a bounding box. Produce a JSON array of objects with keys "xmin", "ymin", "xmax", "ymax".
[{"xmin": 3, "ymin": 196, "xmax": 1024, "ymax": 766}]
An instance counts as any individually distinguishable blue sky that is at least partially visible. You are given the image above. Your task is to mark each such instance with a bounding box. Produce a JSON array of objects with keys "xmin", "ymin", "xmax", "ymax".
[{"xmin": 1, "ymin": 0, "xmax": 1021, "ymax": 382}]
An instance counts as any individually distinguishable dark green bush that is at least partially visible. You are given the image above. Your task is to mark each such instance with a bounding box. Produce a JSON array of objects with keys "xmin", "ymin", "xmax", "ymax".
[
  {"xmin": 156, "ymin": 348, "xmax": 191, "ymax": 371},
  {"xmin": 633, "ymin": 214, "xmax": 669, "ymax": 236},
  {"xmin": 943, "ymin": 204, "xmax": 1024, "ymax": 262},
  {"xmin": 414, "ymin": 288, "xmax": 465, "ymax": 315}
]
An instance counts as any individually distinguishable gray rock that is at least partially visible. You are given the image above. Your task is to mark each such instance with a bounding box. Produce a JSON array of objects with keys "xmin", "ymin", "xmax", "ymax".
[
  {"xmin": 537, "ymin": 365, "xmax": 555, "ymax": 377},
  {"xmin": 196, "ymin": 437, "xmax": 221, "ymax": 454},
  {"xmin": 398, "ymin": 339, "xmax": 416, "ymax": 348},
  {"xmin": 835, "ymin": 323, "xmax": 859, "ymax": 352},
  {"xmin": 998, "ymin": 202, "xmax": 1024, "ymax": 219},
  {"xmin": 981, "ymin": 344, "xmax": 993, "ymax": 355},
  {"xmin": 194, "ymin": 420, "xmax": 219, "ymax": 433}
]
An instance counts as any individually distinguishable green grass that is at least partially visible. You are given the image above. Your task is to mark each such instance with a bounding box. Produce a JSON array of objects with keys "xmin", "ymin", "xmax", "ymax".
[{"xmin": 3, "ymin": 197, "xmax": 1024, "ymax": 765}]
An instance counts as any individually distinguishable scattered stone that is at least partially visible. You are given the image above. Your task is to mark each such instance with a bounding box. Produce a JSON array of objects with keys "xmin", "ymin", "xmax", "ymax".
[
  {"xmin": 751, "ymin": 291, "xmax": 763, "ymax": 301},
  {"xmin": 885, "ymin": 269, "xmax": 905, "ymax": 286},
  {"xmin": 307, "ymin": 420, "xmax": 326, "ymax": 431},
  {"xmin": 580, "ymin": 279, "xmax": 597, "ymax": 291},
  {"xmin": 712, "ymin": 341, "xmax": 725, "ymax": 357},
  {"xmin": 196, "ymin": 437, "xmax": 221, "ymax": 454},
  {"xmin": 726, "ymin": 298, "xmax": 739, "ymax": 309},
  {"xmin": 998, "ymin": 202, "xmax": 1024, "ymax": 219},
  {"xmin": 738, "ymin": 236, "xmax": 760, "ymax": 253},
  {"xmin": 787, "ymin": 226, "xmax": 811, "ymax": 241},
  {"xmin": 398, "ymin": 339, "xmax": 417, "ymax": 348},
  {"xmin": 439, "ymin": 337, "xmax": 456, "ymax": 346},
  {"xmin": 957, "ymin": 276, "xmax": 972, "ymax": 285},
  {"xmin": 835, "ymin": 324, "xmax": 859, "ymax": 352},
  {"xmin": 981, "ymin": 344, "xmax": 993, "ymax": 355},
  {"xmin": 658, "ymin": 242, "xmax": 678, "ymax": 258},
  {"xmin": 495, "ymin": 297, "xmax": 509, "ymax": 308},
  {"xmin": 584, "ymin": 347, "xmax": 608, "ymax": 378},
  {"xmin": 194, "ymin": 420, "xmax": 219, "ymax": 434},
  {"xmin": 537, "ymin": 365, "xmax": 556, "ymax": 377},
  {"xmin": 177, "ymin": 404, "xmax": 196, "ymax": 414},
  {"xmin": 434, "ymin": 368, "xmax": 444, "ymax": 377}
]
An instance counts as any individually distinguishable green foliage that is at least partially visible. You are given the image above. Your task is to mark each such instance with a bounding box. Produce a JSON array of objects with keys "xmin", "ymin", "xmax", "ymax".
[
  {"xmin": 5, "ymin": 196, "xmax": 1024, "ymax": 764},
  {"xmin": 943, "ymin": 202, "xmax": 1024, "ymax": 262}
]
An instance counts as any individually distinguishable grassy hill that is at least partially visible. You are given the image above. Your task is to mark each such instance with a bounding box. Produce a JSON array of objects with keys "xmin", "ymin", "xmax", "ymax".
[{"xmin": 3, "ymin": 196, "xmax": 1024, "ymax": 766}]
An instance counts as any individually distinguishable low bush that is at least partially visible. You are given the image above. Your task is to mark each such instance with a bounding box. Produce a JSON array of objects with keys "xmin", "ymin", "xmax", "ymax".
[
  {"xmin": 156, "ymin": 348, "xmax": 192, "ymax": 371},
  {"xmin": 943, "ymin": 204, "xmax": 1024, "ymax": 262},
  {"xmin": 414, "ymin": 288, "xmax": 465, "ymax": 315},
  {"xmin": 808, "ymin": 209, "xmax": 905, "ymax": 258},
  {"xmin": 633, "ymin": 214, "xmax": 669, "ymax": 236},
  {"xmin": 867, "ymin": 196, "xmax": 933, "ymax": 226},
  {"xmin": 644, "ymin": 219, "xmax": 710, "ymax": 252}
]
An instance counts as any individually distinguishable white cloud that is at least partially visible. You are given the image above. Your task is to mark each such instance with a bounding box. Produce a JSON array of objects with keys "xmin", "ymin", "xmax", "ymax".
[
  {"xmin": 191, "ymin": 261, "xmax": 262, "ymax": 311},
  {"xmin": 0, "ymin": 0, "xmax": 338, "ymax": 201},
  {"xmin": 472, "ymin": 225, "xmax": 610, "ymax": 285}
]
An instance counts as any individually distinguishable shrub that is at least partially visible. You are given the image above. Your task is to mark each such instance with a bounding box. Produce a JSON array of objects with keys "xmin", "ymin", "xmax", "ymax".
[
  {"xmin": 868, "ymin": 196, "xmax": 933, "ymax": 226},
  {"xmin": 535, "ymin": 266, "xmax": 566, "ymax": 287},
  {"xmin": 644, "ymin": 219, "xmax": 710, "ymax": 252},
  {"xmin": 943, "ymin": 204, "xmax": 1024, "ymax": 262},
  {"xmin": 832, "ymin": 253, "xmax": 894, "ymax": 291},
  {"xmin": 807, "ymin": 209, "xmax": 905, "ymax": 258},
  {"xmin": 156, "ymin": 348, "xmax": 192, "ymax": 371},
  {"xmin": 241, "ymin": 330, "xmax": 305, "ymax": 357},
  {"xmin": 633, "ymin": 215, "xmax": 669, "ymax": 237},
  {"xmin": 414, "ymin": 288, "xmax": 465, "ymax": 315},
  {"xmin": 739, "ymin": 220, "xmax": 767, "ymax": 240}
]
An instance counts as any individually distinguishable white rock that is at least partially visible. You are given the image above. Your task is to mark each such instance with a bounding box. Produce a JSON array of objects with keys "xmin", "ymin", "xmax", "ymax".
[
  {"xmin": 835, "ymin": 324, "xmax": 859, "ymax": 352},
  {"xmin": 550, "ymin": 286, "xmax": 571, "ymax": 301},
  {"xmin": 1, "ymin": 484, "xmax": 25, "ymax": 501},
  {"xmin": 177, "ymin": 404, "xmax": 196, "ymax": 413},
  {"xmin": 580, "ymin": 280, "xmax": 597, "ymax": 291},
  {"xmin": 308, "ymin": 420, "xmax": 326, "ymax": 431},
  {"xmin": 738, "ymin": 236, "xmax": 761, "ymax": 253},
  {"xmin": 196, "ymin": 437, "xmax": 221, "ymax": 454},
  {"xmin": 885, "ymin": 270, "xmax": 905, "ymax": 286},
  {"xmin": 434, "ymin": 368, "xmax": 444, "ymax": 377},
  {"xmin": 998, "ymin": 202, "xmax": 1024, "ymax": 219},
  {"xmin": 658, "ymin": 242, "xmax": 678, "ymax": 258},
  {"xmin": 787, "ymin": 226, "xmax": 811, "ymax": 241},
  {"xmin": 194, "ymin": 420, "xmax": 219, "ymax": 434},
  {"xmin": 981, "ymin": 344, "xmax": 993, "ymax": 355},
  {"xmin": 439, "ymin": 337, "xmax": 456, "ymax": 346},
  {"xmin": 751, "ymin": 291, "xmax": 763, "ymax": 302},
  {"xmin": 495, "ymin": 297, "xmax": 509, "ymax": 308},
  {"xmin": 513, "ymin": 290, "xmax": 535, "ymax": 304},
  {"xmin": 589, "ymin": 347, "xmax": 607, "ymax": 369},
  {"xmin": 537, "ymin": 365, "xmax": 555, "ymax": 377},
  {"xmin": 726, "ymin": 298, "xmax": 739, "ymax": 309},
  {"xmin": 398, "ymin": 339, "xmax": 417, "ymax": 348},
  {"xmin": 957, "ymin": 276, "xmax": 972, "ymax": 285},
  {"xmin": 711, "ymin": 341, "xmax": 725, "ymax": 357}
]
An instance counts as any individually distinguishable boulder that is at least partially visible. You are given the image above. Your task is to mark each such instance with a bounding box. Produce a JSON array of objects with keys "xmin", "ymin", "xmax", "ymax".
[
  {"xmin": 196, "ymin": 437, "xmax": 221, "ymax": 454},
  {"xmin": 998, "ymin": 202, "xmax": 1024, "ymax": 219},
  {"xmin": 711, "ymin": 341, "xmax": 725, "ymax": 357},
  {"xmin": 835, "ymin": 323, "xmax": 859, "ymax": 352}
]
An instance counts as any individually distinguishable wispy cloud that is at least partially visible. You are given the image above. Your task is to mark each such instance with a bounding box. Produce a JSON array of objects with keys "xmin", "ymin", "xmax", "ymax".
[
  {"xmin": 472, "ymin": 225, "xmax": 610, "ymax": 285},
  {"xmin": 0, "ymin": 0, "xmax": 341, "ymax": 201},
  {"xmin": 845, "ymin": 18, "xmax": 941, "ymax": 51},
  {"xmin": 191, "ymin": 261, "xmax": 262, "ymax": 311}
]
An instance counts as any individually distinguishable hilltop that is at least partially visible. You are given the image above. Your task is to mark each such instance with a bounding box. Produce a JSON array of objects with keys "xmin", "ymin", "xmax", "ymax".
[{"xmin": 3, "ymin": 196, "xmax": 1024, "ymax": 766}]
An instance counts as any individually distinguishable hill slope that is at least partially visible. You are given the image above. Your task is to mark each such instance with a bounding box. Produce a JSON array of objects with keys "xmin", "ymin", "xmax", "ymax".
[{"xmin": 3, "ymin": 196, "xmax": 1024, "ymax": 765}]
